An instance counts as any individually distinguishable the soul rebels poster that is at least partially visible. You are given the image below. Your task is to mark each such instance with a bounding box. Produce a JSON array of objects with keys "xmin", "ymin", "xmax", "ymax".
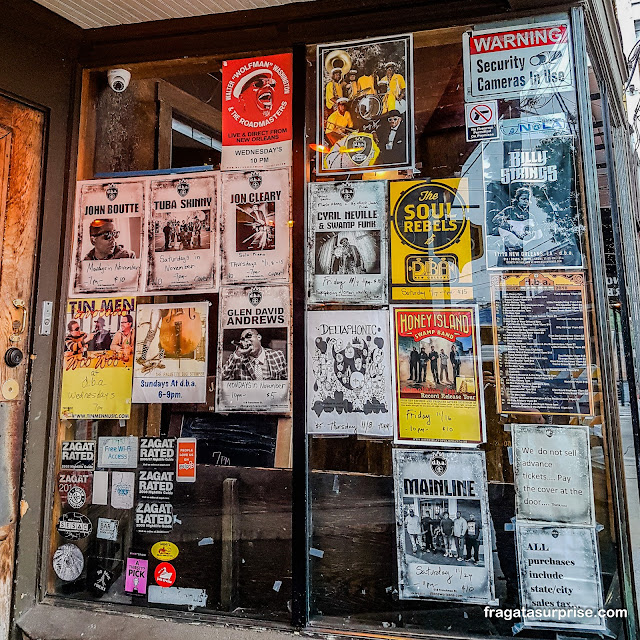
[
  {"xmin": 221, "ymin": 169, "xmax": 290, "ymax": 285},
  {"xmin": 132, "ymin": 303, "xmax": 209, "ymax": 404},
  {"xmin": 70, "ymin": 179, "xmax": 145, "ymax": 296},
  {"xmin": 60, "ymin": 297, "xmax": 136, "ymax": 419},
  {"xmin": 393, "ymin": 449, "xmax": 495, "ymax": 604},
  {"xmin": 317, "ymin": 34, "xmax": 414, "ymax": 175},
  {"xmin": 147, "ymin": 173, "xmax": 218, "ymax": 293},
  {"xmin": 307, "ymin": 180, "xmax": 387, "ymax": 304},
  {"xmin": 391, "ymin": 306, "xmax": 485, "ymax": 446},
  {"xmin": 307, "ymin": 310, "xmax": 393, "ymax": 437},
  {"xmin": 216, "ymin": 285, "xmax": 291, "ymax": 413}
]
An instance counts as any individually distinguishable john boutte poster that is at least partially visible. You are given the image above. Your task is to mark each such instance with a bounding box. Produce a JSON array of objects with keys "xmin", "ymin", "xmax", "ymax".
[
  {"xmin": 307, "ymin": 181, "xmax": 387, "ymax": 304},
  {"xmin": 307, "ymin": 309, "xmax": 393, "ymax": 437},
  {"xmin": 220, "ymin": 169, "xmax": 290, "ymax": 284},
  {"xmin": 146, "ymin": 173, "xmax": 218, "ymax": 293},
  {"xmin": 391, "ymin": 306, "xmax": 485, "ymax": 446},
  {"xmin": 216, "ymin": 285, "xmax": 291, "ymax": 413},
  {"xmin": 393, "ymin": 448, "xmax": 495, "ymax": 604},
  {"xmin": 71, "ymin": 178, "xmax": 145, "ymax": 296}
]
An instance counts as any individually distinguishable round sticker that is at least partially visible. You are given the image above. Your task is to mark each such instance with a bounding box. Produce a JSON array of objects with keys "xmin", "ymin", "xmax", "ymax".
[
  {"xmin": 57, "ymin": 512, "xmax": 92, "ymax": 541},
  {"xmin": 66, "ymin": 486, "xmax": 87, "ymax": 509},
  {"xmin": 52, "ymin": 543, "xmax": 84, "ymax": 581},
  {"xmin": 151, "ymin": 541, "xmax": 179, "ymax": 561},
  {"xmin": 154, "ymin": 562, "xmax": 176, "ymax": 587}
]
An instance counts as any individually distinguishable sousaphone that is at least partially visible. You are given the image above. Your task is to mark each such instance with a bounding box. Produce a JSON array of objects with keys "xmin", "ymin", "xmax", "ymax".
[{"xmin": 324, "ymin": 49, "xmax": 351, "ymax": 77}]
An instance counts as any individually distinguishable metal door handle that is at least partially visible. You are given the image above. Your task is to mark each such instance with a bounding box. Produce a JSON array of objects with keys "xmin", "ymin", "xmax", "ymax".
[{"xmin": 10, "ymin": 299, "xmax": 26, "ymax": 343}]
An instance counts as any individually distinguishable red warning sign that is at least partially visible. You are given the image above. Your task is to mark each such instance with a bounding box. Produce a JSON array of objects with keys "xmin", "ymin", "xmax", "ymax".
[
  {"xmin": 465, "ymin": 100, "xmax": 498, "ymax": 142},
  {"xmin": 154, "ymin": 562, "xmax": 176, "ymax": 587}
]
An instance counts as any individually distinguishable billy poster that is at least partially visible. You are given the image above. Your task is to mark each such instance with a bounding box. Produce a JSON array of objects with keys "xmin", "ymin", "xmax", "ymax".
[
  {"xmin": 389, "ymin": 179, "xmax": 475, "ymax": 302},
  {"xmin": 484, "ymin": 136, "xmax": 582, "ymax": 269},
  {"xmin": 70, "ymin": 179, "xmax": 145, "ymax": 296},
  {"xmin": 60, "ymin": 297, "xmax": 136, "ymax": 419},
  {"xmin": 216, "ymin": 285, "xmax": 291, "ymax": 413},
  {"xmin": 146, "ymin": 173, "xmax": 218, "ymax": 293},
  {"xmin": 132, "ymin": 303, "xmax": 209, "ymax": 404},
  {"xmin": 393, "ymin": 448, "xmax": 495, "ymax": 604},
  {"xmin": 307, "ymin": 310, "xmax": 393, "ymax": 437},
  {"xmin": 391, "ymin": 306, "xmax": 485, "ymax": 446},
  {"xmin": 220, "ymin": 169, "xmax": 291, "ymax": 284},
  {"xmin": 307, "ymin": 181, "xmax": 387, "ymax": 304},
  {"xmin": 221, "ymin": 53, "xmax": 293, "ymax": 170},
  {"xmin": 317, "ymin": 34, "xmax": 414, "ymax": 174}
]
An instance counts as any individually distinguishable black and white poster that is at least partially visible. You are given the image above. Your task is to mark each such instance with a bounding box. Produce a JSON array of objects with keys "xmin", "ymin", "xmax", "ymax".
[
  {"xmin": 307, "ymin": 181, "xmax": 387, "ymax": 304},
  {"xmin": 135, "ymin": 502, "xmax": 174, "ymax": 534},
  {"xmin": 393, "ymin": 448, "xmax": 495, "ymax": 604},
  {"xmin": 307, "ymin": 310, "xmax": 393, "ymax": 437}
]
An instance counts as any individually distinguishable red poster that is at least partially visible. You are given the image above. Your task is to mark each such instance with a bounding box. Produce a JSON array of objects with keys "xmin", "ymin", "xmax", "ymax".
[{"xmin": 222, "ymin": 53, "xmax": 293, "ymax": 170}]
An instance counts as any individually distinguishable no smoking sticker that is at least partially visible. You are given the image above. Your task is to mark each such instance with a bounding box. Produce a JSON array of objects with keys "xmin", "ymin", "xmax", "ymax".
[{"xmin": 465, "ymin": 100, "xmax": 499, "ymax": 142}]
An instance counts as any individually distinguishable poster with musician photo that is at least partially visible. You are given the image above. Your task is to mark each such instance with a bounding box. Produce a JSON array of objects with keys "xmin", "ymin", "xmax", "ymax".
[
  {"xmin": 132, "ymin": 303, "xmax": 209, "ymax": 404},
  {"xmin": 146, "ymin": 173, "xmax": 218, "ymax": 293},
  {"xmin": 484, "ymin": 135, "xmax": 583, "ymax": 269},
  {"xmin": 216, "ymin": 285, "xmax": 291, "ymax": 414},
  {"xmin": 70, "ymin": 178, "xmax": 145, "ymax": 296},
  {"xmin": 308, "ymin": 181, "xmax": 387, "ymax": 304},
  {"xmin": 307, "ymin": 309, "xmax": 393, "ymax": 438},
  {"xmin": 220, "ymin": 169, "xmax": 291, "ymax": 285},
  {"xmin": 316, "ymin": 34, "xmax": 414, "ymax": 175}
]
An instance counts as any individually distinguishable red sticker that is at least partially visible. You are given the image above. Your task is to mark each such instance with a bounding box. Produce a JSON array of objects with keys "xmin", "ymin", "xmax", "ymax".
[
  {"xmin": 176, "ymin": 438, "xmax": 196, "ymax": 483},
  {"xmin": 154, "ymin": 562, "xmax": 176, "ymax": 587}
]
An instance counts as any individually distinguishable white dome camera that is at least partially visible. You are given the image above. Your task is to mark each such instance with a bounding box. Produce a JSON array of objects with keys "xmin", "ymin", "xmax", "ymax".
[{"xmin": 107, "ymin": 69, "xmax": 131, "ymax": 93}]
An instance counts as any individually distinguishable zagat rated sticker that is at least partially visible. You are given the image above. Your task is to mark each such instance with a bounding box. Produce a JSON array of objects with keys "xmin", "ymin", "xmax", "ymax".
[
  {"xmin": 61, "ymin": 440, "xmax": 95, "ymax": 470},
  {"xmin": 135, "ymin": 502, "xmax": 173, "ymax": 534},
  {"xmin": 139, "ymin": 437, "xmax": 176, "ymax": 467},
  {"xmin": 53, "ymin": 543, "xmax": 84, "ymax": 581},
  {"xmin": 151, "ymin": 541, "xmax": 179, "ymax": 561},
  {"xmin": 57, "ymin": 470, "xmax": 93, "ymax": 508},
  {"xmin": 138, "ymin": 469, "xmax": 175, "ymax": 501},
  {"xmin": 56, "ymin": 512, "xmax": 92, "ymax": 541}
]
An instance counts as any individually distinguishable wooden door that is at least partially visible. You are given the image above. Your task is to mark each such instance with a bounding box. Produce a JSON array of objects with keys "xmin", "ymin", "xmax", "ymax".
[{"xmin": 0, "ymin": 94, "xmax": 45, "ymax": 640}]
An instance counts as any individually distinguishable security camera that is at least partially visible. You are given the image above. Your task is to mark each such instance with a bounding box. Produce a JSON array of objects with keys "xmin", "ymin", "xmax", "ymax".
[{"xmin": 107, "ymin": 69, "xmax": 131, "ymax": 93}]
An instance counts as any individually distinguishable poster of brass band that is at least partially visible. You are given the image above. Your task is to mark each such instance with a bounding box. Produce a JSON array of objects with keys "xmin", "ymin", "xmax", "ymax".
[
  {"xmin": 70, "ymin": 179, "xmax": 145, "ymax": 296},
  {"xmin": 307, "ymin": 310, "xmax": 393, "ymax": 437},
  {"xmin": 307, "ymin": 181, "xmax": 387, "ymax": 304},
  {"xmin": 391, "ymin": 306, "xmax": 485, "ymax": 446},
  {"xmin": 221, "ymin": 169, "xmax": 291, "ymax": 285},
  {"xmin": 216, "ymin": 285, "xmax": 291, "ymax": 413},
  {"xmin": 389, "ymin": 179, "xmax": 475, "ymax": 302},
  {"xmin": 316, "ymin": 34, "xmax": 414, "ymax": 174},
  {"xmin": 60, "ymin": 297, "xmax": 136, "ymax": 419},
  {"xmin": 146, "ymin": 173, "xmax": 218, "ymax": 293},
  {"xmin": 393, "ymin": 449, "xmax": 495, "ymax": 604},
  {"xmin": 132, "ymin": 303, "xmax": 209, "ymax": 404}
]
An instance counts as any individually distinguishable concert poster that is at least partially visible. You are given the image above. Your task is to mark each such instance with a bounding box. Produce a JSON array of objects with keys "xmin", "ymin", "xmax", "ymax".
[
  {"xmin": 393, "ymin": 448, "xmax": 495, "ymax": 604},
  {"xmin": 391, "ymin": 306, "xmax": 485, "ymax": 446},
  {"xmin": 307, "ymin": 309, "xmax": 393, "ymax": 437},
  {"xmin": 307, "ymin": 180, "xmax": 387, "ymax": 304},
  {"xmin": 220, "ymin": 169, "xmax": 291, "ymax": 285}
]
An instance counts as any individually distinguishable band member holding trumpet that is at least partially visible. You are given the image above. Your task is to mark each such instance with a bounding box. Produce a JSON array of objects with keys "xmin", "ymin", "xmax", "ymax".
[{"xmin": 325, "ymin": 97, "xmax": 354, "ymax": 147}]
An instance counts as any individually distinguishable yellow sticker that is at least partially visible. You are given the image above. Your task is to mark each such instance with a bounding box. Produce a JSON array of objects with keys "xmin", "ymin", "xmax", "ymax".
[{"xmin": 151, "ymin": 541, "xmax": 179, "ymax": 561}]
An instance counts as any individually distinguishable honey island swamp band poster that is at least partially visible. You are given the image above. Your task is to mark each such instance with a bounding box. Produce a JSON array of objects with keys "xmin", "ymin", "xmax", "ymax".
[
  {"xmin": 307, "ymin": 310, "xmax": 393, "ymax": 438},
  {"xmin": 60, "ymin": 297, "xmax": 136, "ymax": 419},
  {"xmin": 317, "ymin": 34, "xmax": 414, "ymax": 174},
  {"xmin": 307, "ymin": 181, "xmax": 387, "ymax": 304},
  {"xmin": 147, "ymin": 173, "xmax": 218, "ymax": 293},
  {"xmin": 392, "ymin": 306, "xmax": 485, "ymax": 446},
  {"xmin": 221, "ymin": 169, "xmax": 291, "ymax": 285},
  {"xmin": 393, "ymin": 448, "xmax": 495, "ymax": 604}
]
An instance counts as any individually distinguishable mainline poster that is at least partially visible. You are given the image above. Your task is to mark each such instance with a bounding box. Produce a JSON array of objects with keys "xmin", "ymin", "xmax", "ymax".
[
  {"xmin": 307, "ymin": 309, "xmax": 393, "ymax": 437},
  {"xmin": 393, "ymin": 448, "xmax": 495, "ymax": 604},
  {"xmin": 59, "ymin": 297, "xmax": 136, "ymax": 419},
  {"xmin": 146, "ymin": 173, "xmax": 218, "ymax": 293},
  {"xmin": 307, "ymin": 181, "xmax": 387, "ymax": 304},
  {"xmin": 216, "ymin": 285, "xmax": 291, "ymax": 413},
  {"xmin": 220, "ymin": 169, "xmax": 290, "ymax": 285},
  {"xmin": 391, "ymin": 306, "xmax": 485, "ymax": 446}
]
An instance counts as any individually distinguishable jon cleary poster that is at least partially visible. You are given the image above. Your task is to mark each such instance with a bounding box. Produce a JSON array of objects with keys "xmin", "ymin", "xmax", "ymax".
[
  {"xmin": 220, "ymin": 169, "xmax": 290, "ymax": 284},
  {"xmin": 146, "ymin": 173, "xmax": 218, "ymax": 293},
  {"xmin": 70, "ymin": 179, "xmax": 145, "ymax": 296},
  {"xmin": 221, "ymin": 53, "xmax": 292, "ymax": 170},
  {"xmin": 317, "ymin": 34, "xmax": 414, "ymax": 174},
  {"xmin": 393, "ymin": 448, "xmax": 495, "ymax": 604},
  {"xmin": 307, "ymin": 310, "xmax": 393, "ymax": 437},
  {"xmin": 391, "ymin": 306, "xmax": 485, "ymax": 446},
  {"xmin": 216, "ymin": 285, "xmax": 291, "ymax": 413},
  {"xmin": 60, "ymin": 297, "xmax": 136, "ymax": 420},
  {"xmin": 132, "ymin": 303, "xmax": 209, "ymax": 404},
  {"xmin": 307, "ymin": 181, "xmax": 387, "ymax": 304}
]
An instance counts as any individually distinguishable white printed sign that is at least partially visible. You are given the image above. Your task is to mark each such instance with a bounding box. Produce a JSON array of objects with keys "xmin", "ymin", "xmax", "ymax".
[
  {"xmin": 465, "ymin": 101, "xmax": 498, "ymax": 142},
  {"xmin": 111, "ymin": 471, "xmax": 135, "ymax": 509},
  {"xmin": 97, "ymin": 436, "xmax": 138, "ymax": 468}
]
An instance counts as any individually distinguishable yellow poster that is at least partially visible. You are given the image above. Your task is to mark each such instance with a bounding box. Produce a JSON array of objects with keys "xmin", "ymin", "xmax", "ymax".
[
  {"xmin": 389, "ymin": 178, "xmax": 477, "ymax": 301},
  {"xmin": 60, "ymin": 297, "xmax": 136, "ymax": 419}
]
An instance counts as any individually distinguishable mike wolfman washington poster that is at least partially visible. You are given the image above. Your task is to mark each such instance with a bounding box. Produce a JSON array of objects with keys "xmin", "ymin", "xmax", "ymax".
[
  {"xmin": 393, "ymin": 448, "xmax": 495, "ymax": 604},
  {"xmin": 391, "ymin": 306, "xmax": 485, "ymax": 446}
]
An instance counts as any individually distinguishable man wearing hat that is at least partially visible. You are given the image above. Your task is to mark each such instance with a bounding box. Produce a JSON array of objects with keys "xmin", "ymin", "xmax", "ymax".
[
  {"xmin": 234, "ymin": 69, "xmax": 276, "ymax": 118},
  {"xmin": 325, "ymin": 97, "xmax": 353, "ymax": 147},
  {"xmin": 88, "ymin": 316, "xmax": 112, "ymax": 351},
  {"xmin": 84, "ymin": 219, "xmax": 135, "ymax": 260},
  {"xmin": 343, "ymin": 69, "xmax": 359, "ymax": 101},
  {"xmin": 325, "ymin": 68, "xmax": 344, "ymax": 113},
  {"xmin": 377, "ymin": 109, "xmax": 406, "ymax": 164},
  {"xmin": 381, "ymin": 61, "xmax": 406, "ymax": 113}
]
